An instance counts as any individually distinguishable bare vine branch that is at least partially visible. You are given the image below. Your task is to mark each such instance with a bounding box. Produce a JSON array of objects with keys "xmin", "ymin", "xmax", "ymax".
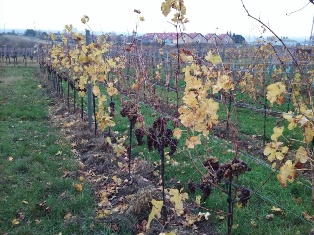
[
  {"xmin": 240, "ymin": 0, "xmax": 302, "ymax": 74},
  {"xmin": 286, "ymin": 1, "xmax": 310, "ymax": 16}
]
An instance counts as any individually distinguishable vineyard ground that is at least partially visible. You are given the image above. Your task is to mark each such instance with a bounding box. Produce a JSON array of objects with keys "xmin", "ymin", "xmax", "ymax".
[
  {"xmin": 1, "ymin": 64, "xmax": 314, "ymax": 234},
  {"xmin": 47, "ymin": 65, "xmax": 314, "ymax": 234}
]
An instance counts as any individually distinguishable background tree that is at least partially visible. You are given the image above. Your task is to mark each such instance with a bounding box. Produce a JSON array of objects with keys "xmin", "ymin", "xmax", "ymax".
[
  {"xmin": 232, "ymin": 33, "xmax": 246, "ymax": 44},
  {"xmin": 24, "ymin": 29, "xmax": 36, "ymax": 37}
]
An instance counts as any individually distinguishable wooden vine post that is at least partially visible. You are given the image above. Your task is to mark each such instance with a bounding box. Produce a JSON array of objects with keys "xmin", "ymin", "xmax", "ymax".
[{"xmin": 85, "ymin": 29, "xmax": 93, "ymax": 131}]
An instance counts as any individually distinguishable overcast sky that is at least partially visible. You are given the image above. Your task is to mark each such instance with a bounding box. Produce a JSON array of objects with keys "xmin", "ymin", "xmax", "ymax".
[{"xmin": 0, "ymin": 0, "xmax": 313, "ymax": 41}]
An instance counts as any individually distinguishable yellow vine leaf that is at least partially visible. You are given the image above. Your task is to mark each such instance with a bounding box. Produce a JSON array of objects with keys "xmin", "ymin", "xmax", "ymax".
[
  {"xmin": 277, "ymin": 160, "xmax": 296, "ymax": 188},
  {"xmin": 159, "ymin": 232, "xmax": 176, "ymax": 235},
  {"xmin": 266, "ymin": 82, "xmax": 286, "ymax": 106},
  {"xmin": 270, "ymin": 126, "xmax": 284, "ymax": 141},
  {"xmin": 97, "ymin": 112, "xmax": 115, "ymax": 130},
  {"xmin": 81, "ymin": 15, "xmax": 89, "ymax": 24},
  {"xmin": 146, "ymin": 200, "xmax": 163, "ymax": 230},
  {"xmin": 212, "ymin": 74, "xmax": 234, "ymax": 94},
  {"xmin": 113, "ymin": 142, "xmax": 127, "ymax": 157},
  {"xmin": 169, "ymin": 188, "xmax": 189, "ymax": 216},
  {"xmin": 304, "ymin": 122, "xmax": 314, "ymax": 144},
  {"xmin": 92, "ymin": 85, "xmax": 101, "ymax": 97},
  {"xmin": 64, "ymin": 24, "xmax": 73, "ymax": 32},
  {"xmin": 185, "ymin": 75, "xmax": 202, "ymax": 90},
  {"xmin": 139, "ymin": 16, "xmax": 145, "ymax": 22},
  {"xmin": 173, "ymin": 128, "xmax": 182, "ymax": 139},
  {"xmin": 205, "ymin": 51, "xmax": 222, "ymax": 66},
  {"xmin": 282, "ymin": 112, "xmax": 301, "ymax": 130},
  {"xmin": 107, "ymin": 58, "xmax": 116, "ymax": 68},
  {"xmin": 296, "ymin": 146, "xmax": 308, "ymax": 164},
  {"xmin": 161, "ymin": 0, "xmax": 172, "ymax": 17},
  {"xmin": 98, "ymin": 95, "xmax": 107, "ymax": 104},
  {"xmin": 182, "ymin": 92, "xmax": 198, "ymax": 107},
  {"xmin": 78, "ymin": 90, "xmax": 85, "ymax": 97},
  {"xmin": 50, "ymin": 33, "xmax": 57, "ymax": 41},
  {"xmin": 186, "ymin": 135, "xmax": 201, "ymax": 149},
  {"xmin": 180, "ymin": 52, "xmax": 193, "ymax": 63},
  {"xmin": 195, "ymin": 195, "xmax": 201, "ymax": 205},
  {"xmin": 107, "ymin": 82, "xmax": 118, "ymax": 96},
  {"xmin": 264, "ymin": 141, "xmax": 288, "ymax": 162},
  {"xmin": 81, "ymin": 17, "xmax": 86, "ymax": 24}
]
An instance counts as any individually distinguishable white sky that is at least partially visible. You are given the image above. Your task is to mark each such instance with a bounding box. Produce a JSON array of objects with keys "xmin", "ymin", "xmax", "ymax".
[{"xmin": 0, "ymin": 0, "xmax": 313, "ymax": 41}]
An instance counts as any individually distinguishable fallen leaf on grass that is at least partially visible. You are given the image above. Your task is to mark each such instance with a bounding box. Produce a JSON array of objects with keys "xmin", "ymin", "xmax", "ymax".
[
  {"xmin": 232, "ymin": 224, "xmax": 239, "ymax": 229},
  {"xmin": 61, "ymin": 171, "xmax": 70, "ymax": 178},
  {"xmin": 250, "ymin": 219, "xmax": 258, "ymax": 227},
  {"xmin": 265, "ymin": 214, "xmax": 274, "ymax": 220},
  {"xmin": 195, "ymin": 195, "xmax": 201, "ymax": 205},
  {"xmin": 12, "ymin": 219, "xmax": 20, "ymax": 225},
  {"xmin": 74, "ymin": 183, "xmax": 83, "ymax": 192},
  {"xmin": 271, "ymin": 206, "xmax": 284, "ymax": 215},
  {"xmin": 35, "ymin": 219, "xmax": 41, "ymax": 224},
  {"xmin": 303, "ymin": 211, "xmax": 314, "ymax": 222},
  {"xmin": 96, "ymin": 209, "xmax": 111, "ymax": 219},
  {"xmin": 294, "ymin": 197, "xmax": 302, "ymax": 204},
  {"xmin": 64, "ymin": 213, "xmax": 72, "ymax": 220}
]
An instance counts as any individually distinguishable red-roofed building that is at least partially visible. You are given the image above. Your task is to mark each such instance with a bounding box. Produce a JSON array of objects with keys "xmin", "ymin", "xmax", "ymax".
[
  {"xmin": 141, "ymin": 32, "xmax": 234, "ymax": 45},
  {"xmin": 141, "ymin": 32, "xmax": 178, "ymax": 44},
  {"xmin": 204, "ymin": 33, "xmax": 220, "ymax": 45},
  {"xmin": 141, "ymin": 33, "xmax": 158, "ymax": 43},
  {"xmin": 176, "ymin": 33, "xmax": 191, "ymax": 44},
  {"xmin": 219, "ymin": 34, "xmax": 234, "ymax": 44},
  {"xmin": 187, "ymin": 33, "xmax": 207, "ymax": 43}
]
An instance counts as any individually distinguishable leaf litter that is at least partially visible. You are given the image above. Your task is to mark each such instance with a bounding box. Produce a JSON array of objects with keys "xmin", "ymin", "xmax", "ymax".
[{"xmin": 46, "ymin": 87, "xmax": 217, "ymax": 234}]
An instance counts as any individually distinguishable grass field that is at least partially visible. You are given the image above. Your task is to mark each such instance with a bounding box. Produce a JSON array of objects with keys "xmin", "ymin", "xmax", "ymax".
[
  {"xmin": 0, "ymin": 35, "xmax": 46, "ymax": 48},
  {"xmin": 0, "ymin": 66, "xmax": 114, "ymax": 235}
]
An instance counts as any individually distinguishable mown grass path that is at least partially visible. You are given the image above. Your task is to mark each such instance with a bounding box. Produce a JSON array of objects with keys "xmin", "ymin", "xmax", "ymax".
[{"xmin": 0, "ymin": 66, "xmax": 105, "ymax": 235}]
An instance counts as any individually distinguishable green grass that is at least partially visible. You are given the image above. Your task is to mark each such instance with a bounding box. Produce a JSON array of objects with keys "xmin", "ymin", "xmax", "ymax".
[
  {"xmin": 0, "ymin": 66, "xmax": 112, "ymax": 234},
  {"xmin": 40, "ymin": 65, "xmax": 313, "ymax": 234},
  {"xmin": 122, "ymin": 120, "xmax": 313, "ymax": 234},
  {"xmin": 106, "ymin": 87, "xmax": 314, "ymax": 234}
]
